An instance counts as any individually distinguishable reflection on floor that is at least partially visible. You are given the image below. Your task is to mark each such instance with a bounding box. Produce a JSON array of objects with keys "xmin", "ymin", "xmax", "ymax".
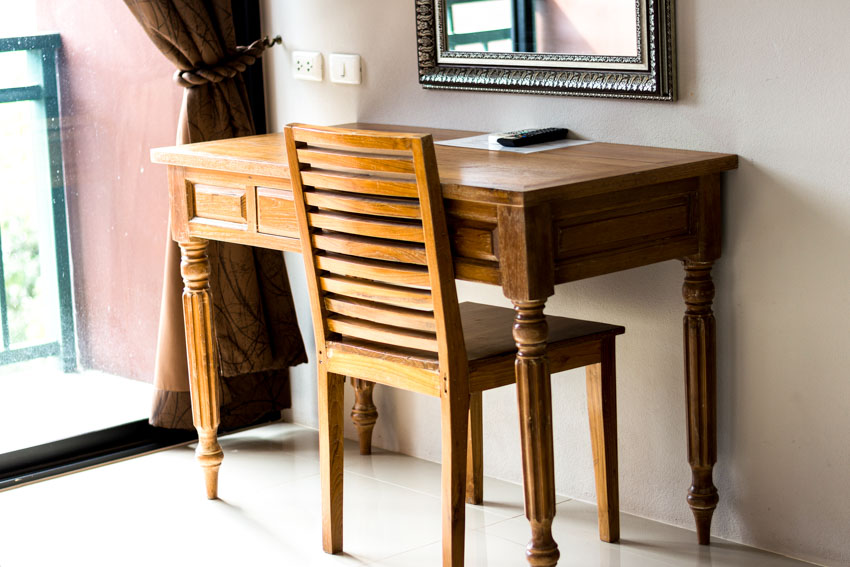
[
  {"xmin": 0, "ymin": 422, "xmax": 815, "ymax": 566},
  {"xmin": 0, "ymin": 356, "xmax": 151, "ymax": 454}
]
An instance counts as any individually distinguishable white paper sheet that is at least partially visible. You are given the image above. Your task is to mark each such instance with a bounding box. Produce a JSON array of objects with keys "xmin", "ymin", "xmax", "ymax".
[{"xmin": 435, "ymin": 134, "xmax": 593, "ymax": 154}]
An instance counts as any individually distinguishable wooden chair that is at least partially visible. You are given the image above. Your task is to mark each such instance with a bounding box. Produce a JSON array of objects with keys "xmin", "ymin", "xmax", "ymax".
[{"xmin": 284, "ymin": 124, "xmax": 624, "ymax": 566}]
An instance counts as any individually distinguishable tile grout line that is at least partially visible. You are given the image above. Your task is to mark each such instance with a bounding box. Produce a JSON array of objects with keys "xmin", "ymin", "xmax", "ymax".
[{"xmin": 362, "ymin": 537, "xmax": 443, "ymax": 566}]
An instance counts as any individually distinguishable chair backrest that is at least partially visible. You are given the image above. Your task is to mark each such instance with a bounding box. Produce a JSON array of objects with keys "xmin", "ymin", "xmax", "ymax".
[{"xmin": 284, "ymin": 124, "xmax": 467, "ymax": 390}]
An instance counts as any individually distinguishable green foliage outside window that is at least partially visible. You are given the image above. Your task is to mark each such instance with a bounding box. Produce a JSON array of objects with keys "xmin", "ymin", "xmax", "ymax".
[{"xmin": 2, "ymin": 211, "xmax": 45, "ymax": 344}]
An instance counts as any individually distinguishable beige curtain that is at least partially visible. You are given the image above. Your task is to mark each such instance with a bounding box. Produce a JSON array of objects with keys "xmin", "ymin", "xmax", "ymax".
[{"xmin": 124, "ymin": 0, "xmax": 306, "ymax": 429}]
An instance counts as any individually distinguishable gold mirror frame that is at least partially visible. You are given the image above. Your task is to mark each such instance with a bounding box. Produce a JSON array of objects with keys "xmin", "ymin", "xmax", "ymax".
[{"xmin": 415, "ymin": 0, "xmax": 676, "ymax": 100}]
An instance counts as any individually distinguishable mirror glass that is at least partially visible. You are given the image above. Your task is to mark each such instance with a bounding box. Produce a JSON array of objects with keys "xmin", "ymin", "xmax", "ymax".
[
  {"xmin": 416, "ymin": 0, "xmax": 675, "ymax": 100},
  {"xmin": 445, "ymin": 0, "xmax": 638, "ymax": 57}
]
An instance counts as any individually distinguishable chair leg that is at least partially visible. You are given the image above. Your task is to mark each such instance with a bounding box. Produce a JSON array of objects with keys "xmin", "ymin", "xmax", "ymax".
[
  {"xmin": 466, "ymin": 391, "xmax": 483, "ymax": 504},
  {"xmin": 319, "ymin": 367, "xmax": 346, "ymax": 553},
  {"xmin": 351, "ymin": 378, "xmax": 378, "ymax": 455},
  {"xmin": 585, "ymin": 337, "xmax": 620, "ymax": 543},
  {"xmin": 441, "ymin": 391, "xmax": 470, "ymax": 566}
]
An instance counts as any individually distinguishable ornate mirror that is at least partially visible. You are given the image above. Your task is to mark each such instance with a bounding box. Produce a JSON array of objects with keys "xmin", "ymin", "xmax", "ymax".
[{"xmin": 415, "ymin": 0, "xmax": 675, "ymax": 100}]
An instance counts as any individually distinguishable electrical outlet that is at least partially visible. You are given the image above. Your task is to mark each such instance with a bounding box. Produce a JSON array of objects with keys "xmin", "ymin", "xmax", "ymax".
[{"xmin": 292, "ymin": 51, "xmax": 322, "ymax": 81}]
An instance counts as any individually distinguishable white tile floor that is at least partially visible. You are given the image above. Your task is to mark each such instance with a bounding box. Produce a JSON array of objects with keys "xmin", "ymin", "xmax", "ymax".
[{"xmin": 0, "ymin": 422, "xmax": 815, "ymax": 567}]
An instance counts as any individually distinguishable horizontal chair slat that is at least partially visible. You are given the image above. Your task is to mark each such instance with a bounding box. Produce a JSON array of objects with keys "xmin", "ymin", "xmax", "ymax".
[
  {"xmin": 305, "ymin": 189, "xmax": 421, "ymax": 219},
  {"xmin": 327, "ymin": 314, "xmax": 438, "ymax": 352},
  {"xmin": 301, "ymin": 170, "xmax": 419, "ymax": 198},
  {"xmin": 313, "ymin": 233, "xmax": 427, "ymax": 265},
  {"xmin": 316, "ymin": 254, "xmax": 431, "ymax": 287},
  {"xmin": 308, "ymin": 211, "xmax": 424, "ymax": 243},
  {"xmin": 324, "ymin": 295, "xmax": 436, "ymax": 333},
  {"xmin": 290, "ymin": 124, "xmax": 418, "ymax": 152},
  {"xmin": 324, "ymin": 345, "xmax": 440, "ymax": 397},
  {"xmin": 320, "ymin": 275, "xmax": 433, "ymax": 310},
  {"xmin": 299, "ymin": 148, "xmax": 415, "ymax": 175}
]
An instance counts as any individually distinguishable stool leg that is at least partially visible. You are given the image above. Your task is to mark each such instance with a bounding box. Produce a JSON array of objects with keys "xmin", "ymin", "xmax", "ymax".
[
  {"xmin": 585, "ymin": 337, "xmax": 620, "ymax": 543},
  {"xmin": 319, "ymin": 366, "xmax": 345, "ymax": 554},
  {"xmin": 466, "ymin": 391, "xmax": 484, "ymax": 504},
  {"xmin": 351, "ymin": 378, "xmax": 378, "ymax": 455}
]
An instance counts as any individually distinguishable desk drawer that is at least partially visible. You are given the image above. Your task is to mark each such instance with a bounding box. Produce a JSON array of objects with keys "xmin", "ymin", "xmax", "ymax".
[
  {"xmin": 187, "ymin": 181, "xmax": 247, "ymax": 225},
  {"xmin": 553, "ymin": 178, "xmax": 700, "ymax": 281},
  {"xmin": 556, "ymin": 196, "xmax": 692, "ymax": 257},
  {"xmin": 256, "ymin": 186, "xmax": 299, "ymax": 238}
]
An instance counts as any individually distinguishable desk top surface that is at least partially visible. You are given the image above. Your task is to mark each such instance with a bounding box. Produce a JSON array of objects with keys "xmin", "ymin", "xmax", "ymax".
[{"xmin": 151, "ymin": 123, "xmax": 738, "ymax": 206}]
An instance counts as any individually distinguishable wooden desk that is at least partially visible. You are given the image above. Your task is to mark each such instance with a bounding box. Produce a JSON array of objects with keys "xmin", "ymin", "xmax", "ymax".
[{"xmin": 152, "ymin": 125, "xmax": 737, "ymax": 565}]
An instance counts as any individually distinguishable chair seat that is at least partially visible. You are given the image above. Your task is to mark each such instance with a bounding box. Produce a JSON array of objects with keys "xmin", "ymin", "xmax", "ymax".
[
  {"xmin": 327, "ymin": 302, "xmax": 624, "ymax": 394},
  {"xmin": 460, "ymin": 302, "xmax": 624, "ymax": 393},
  {"xmin": 460, "ymin": 302, "xmax": 624, "ymax": 362}
]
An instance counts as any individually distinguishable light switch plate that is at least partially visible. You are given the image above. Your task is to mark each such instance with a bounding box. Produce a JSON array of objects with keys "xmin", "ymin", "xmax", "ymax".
[
  {"xmin": 329, "ymin": 53, "xmax": 361, "ymax": 85},
  {"xmin": 292, "ymin": 51, "xmax": 322, "ymax": 81}
]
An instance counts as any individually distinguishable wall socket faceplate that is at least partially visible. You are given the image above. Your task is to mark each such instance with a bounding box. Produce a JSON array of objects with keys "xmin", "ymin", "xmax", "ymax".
[
  {"xmin": 292, "ymin": 51, "xmax": 322, "ymax": 81},
  {"xmin": 329, "ymin": 53, "xmax": 362, "ymax": 85}
]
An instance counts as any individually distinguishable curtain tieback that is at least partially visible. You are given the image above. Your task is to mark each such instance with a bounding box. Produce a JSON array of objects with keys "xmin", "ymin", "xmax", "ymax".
[{"xmin": 173, "ymin": 35, "xmax": 282, "ymax": 88}]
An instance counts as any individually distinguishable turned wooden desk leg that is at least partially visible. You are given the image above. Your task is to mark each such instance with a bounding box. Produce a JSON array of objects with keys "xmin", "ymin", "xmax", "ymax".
[
  {"xmin": 514, "ymin": 300, "xmax": 559, "ymax": 567},
  {"xmin": 682, "ymin": 260, "xmax": 719, "ymax": 544},
  {"xmin": 179, "ymin": 238, "xmax": 223, "ymax": 500},
  {"xmin": 351, "ymin": 378, "xmax": 378, "ymax": 455}
]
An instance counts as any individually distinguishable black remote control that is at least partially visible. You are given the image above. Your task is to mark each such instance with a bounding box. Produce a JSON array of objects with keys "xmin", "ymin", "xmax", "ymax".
[{"xmin": 494, "ymin": 127, "xmax": 569, "ymax": 147}]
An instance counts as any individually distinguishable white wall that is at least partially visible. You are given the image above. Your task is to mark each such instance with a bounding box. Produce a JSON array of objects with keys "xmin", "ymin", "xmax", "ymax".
[{"xmin": 262, "ymin": 2, "xmax": 850, "ymax": 565}]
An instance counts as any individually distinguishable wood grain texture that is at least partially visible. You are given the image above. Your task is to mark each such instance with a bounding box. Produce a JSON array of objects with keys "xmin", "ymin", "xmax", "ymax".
[
  {"xmin": 256, "ymin": 187, "xmax": 298, "ymax": 237},
  {"xmin": 305, "ymin": 189, "xmax": 422, "ymax": 219},
  {"xmin": 302, "ymin": 170, "xmax": 419, "ymax": 198},
  {"xmin": 586, "ymin": 337, "xmax": 620, "ymax": 543},
  {"xmin": 308, "ymin": 210, "xmax": 425, "ymax": 243},
  {"xmin": 468, "ymin": 340, "xmax": 601, "ymax": 393},
  {"xmin": 191, "ymin": 183, "xmax": 246, "ymax": 224},
  {"xmin": 314, "ymin": 233, "xmax": 427, "ymax": 265},
  {"xmin": 154, "ymin": 124, "xmax": 737, "ymax": 553},
  {"xmin": 324, "ymin": 295, "xmax": 436, "ymax": 333},
  {"xmin": 168, "ymin": 166, "xmax": 190, "ymax": 242},
  {"xmin": 155, "ymin": 134, "xmax": 736, "ymax": 289},
  {"xmin": 320, "ymin": 275, "xmax": 433, "ymax": 310},
  {"xmin": 178, "ymin": 238, "xmax": 223, "ymax": 500},
  {"xmin": 351, "ymin": 378, "xmax": 378, "ymax": 455},
  {"xmin": 291, "ymin": 123, "xmax": 416, "ymax": 151},
  {"xmin": 325, "ymin": 345, "xmax": 440, "ymax": 397},
  {"xmin": 441, "ymin": 389, "xmax": 469, "ymax": 567},
  {"xmin": 318, "ymin": 367, "xmax": 345, "ymax": 553},
  {"xmin": 285, "ymin": 125, "xmax": 471, "ymax": 564},
  {"xmin": 294, "ymin": 147, "xmax": 416, "ymax": 175},
  {"xmin": 513, "ymin": 300, "xmax": 559, "ymax": 567},
  {"xmin": 497, "ymin": 204, "xmax": 554, "ymax": 301},
  {"xmin": 326, "ymin": 315, "xmax": 438, "ymax": 352},
  {"xmin": 152, "ymin": 126, "xmax": 737, "ymax": 208},
  {"xmin": 466, "ymin": 391, "xmax": 483, "ymax": 505},
  {"xmin": 683, "ymin": 260, "xmax": 718, "ymax": 545},
  {"xmin": 316, "ymin": 254, "xmax": 431, "ymax": 287},
  {"xmin": 284, "ymin": 125, "xmax": 630, "ymax": 566},
  {"xmin": 692, "ymin": 173, "xmax": 722, "ymax": 262}
]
